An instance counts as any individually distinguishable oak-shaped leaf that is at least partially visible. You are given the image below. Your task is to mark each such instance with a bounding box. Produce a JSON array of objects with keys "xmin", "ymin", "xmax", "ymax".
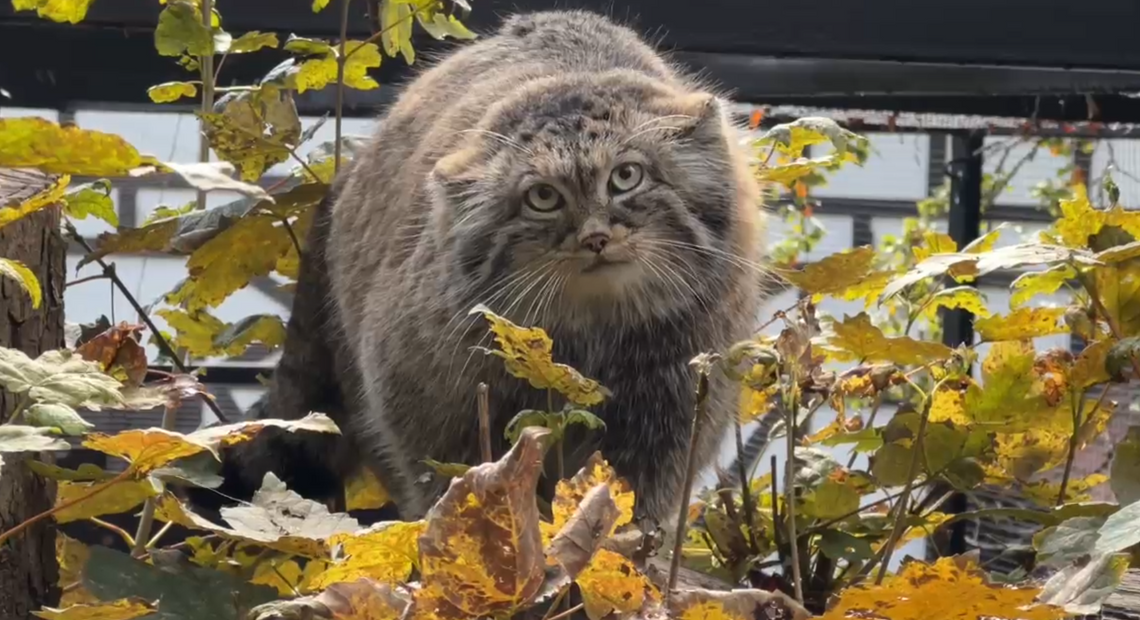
[
  {"xmin": 413, "ymin": 426, "xmax": 550, "ymax": 620},
  {"xmin": 0, "ymin": 346, "xmax": 124, "ymax": 409},
  {"xmin": 307, "ymin": 521, "xmax": 424, "ymax": 589},
  {"xmin": 0, "ymin": 117, "xmax": 151, "ymax": 176},
  {"xmin": 471, "ymin": 304, "xmax": 610, "ymax": 406},
  {"xmin": 575, "ymin": 548, "xmax": 662, "ymax": 620},
  {"xmin": 824, "ymin": 313, "xmax": 951, "ymax": 366},
  {"xmin": 669, "ymin": 588, "xmax": 810, "ymax": 620},
  {"xmin": 32, "ymin": 598, "xmax": 157, "ymax": 620},
  {"xmin": 816, "ymin": 555, "xmax": 1065, "ymax": 620},
  {"xmin": 82, "ymin": 544, "xmax": 278, "ymax": 620}
]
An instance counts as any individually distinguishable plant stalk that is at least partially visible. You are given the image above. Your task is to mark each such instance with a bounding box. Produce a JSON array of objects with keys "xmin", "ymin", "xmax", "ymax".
[{"xmin": 667, "ymin": 365, "xmax": 713, "ymax": 600}]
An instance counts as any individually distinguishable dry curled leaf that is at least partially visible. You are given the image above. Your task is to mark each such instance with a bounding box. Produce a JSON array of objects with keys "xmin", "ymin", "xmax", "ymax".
[
  {"xmin": 413, "ymin": 426, "xmax": 550, "ymax": 620},
  {"xmin": 544, "ymin": 452, "xmax": 635, "ymax": 545},
  {"xmin": 546, "ymin": 483, "xmax": 621, "ymax": 579}
]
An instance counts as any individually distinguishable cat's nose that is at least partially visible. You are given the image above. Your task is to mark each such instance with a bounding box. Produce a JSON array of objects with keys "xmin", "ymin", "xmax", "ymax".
[{"xmin": 580, "ymin": 232, "xmax": 610, "ymax": 253}]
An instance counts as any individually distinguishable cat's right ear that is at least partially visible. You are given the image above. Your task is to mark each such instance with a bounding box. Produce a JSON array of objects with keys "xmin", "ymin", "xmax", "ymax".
[{"xmin": 432, "ymin": 146, "xmax": 482, "ymax": 187}]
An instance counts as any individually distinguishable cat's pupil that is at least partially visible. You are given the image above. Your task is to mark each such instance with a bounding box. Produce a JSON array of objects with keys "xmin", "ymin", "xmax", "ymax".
[{"xmin": 538, "ymin": 187, "xmax": 553, "ymax": 200}]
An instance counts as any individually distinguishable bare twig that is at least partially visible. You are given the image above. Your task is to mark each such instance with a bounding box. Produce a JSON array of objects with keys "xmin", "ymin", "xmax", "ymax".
[
  {"xmin": 477, "ymin": 382, "xmax": 492, "ymax": 463},
  {"xmin": 64, "ymin": 222, "xmax": 230, "ymax": 423},
  {"xmin": 65, "ymin": 273, "xmax": 109, "ymax": 288},
  {"xmin": 539, "ymin": 586, "xmax": 570, "ymax": 620},
  {"xmin": 546, "ymin": 603, "xmax": 585, "ymax": 620},
  {"xmin": 784, "ymin": 387, "xmax": 804, "ymax": 603},
  {"xmin": 334, "ymin": 0, "xmax": 351, "ymax": 172},
  {"xmin": 770, "ymin": 455, "xmax": 783, "ymax": 567},
  {"xmin": 667, "ymin": 363, "xmax": 713, "ymax": 600}
]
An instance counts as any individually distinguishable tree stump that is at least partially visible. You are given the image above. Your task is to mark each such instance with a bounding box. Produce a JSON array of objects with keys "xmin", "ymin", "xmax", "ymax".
[{"xmin": 0, "ymin": 168, "xmax": 67, "ymax": 618}]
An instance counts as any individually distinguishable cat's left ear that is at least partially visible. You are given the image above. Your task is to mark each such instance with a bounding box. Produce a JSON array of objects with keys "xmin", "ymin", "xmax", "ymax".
[{"xmin": 675, "ymin": 92, "xmax": 728, "ymax": 145}]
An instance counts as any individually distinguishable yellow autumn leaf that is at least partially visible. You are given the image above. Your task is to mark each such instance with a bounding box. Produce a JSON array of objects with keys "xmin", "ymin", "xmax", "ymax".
[
  {"xmin": 165, "ymin": 215, "xmax": 295, "ymax": 311},
  {"xmin": 897, "ymin": 511, "xmax": 953, "ymax": 545},
  {"xmin": 921, "ymin": 286, "xmax": 991, "ymax": 320},
  {"xmin": 1022, "ymin": 474, "xmax": 1110, "ymax": 506},
  {"xmin": 53, "ymin": 479, "xmax": 158, "ymax": 523},
  {"xmin": 1053, "ymin": 183, "xmax": 1104, "ymax": 248},
  {"xmin": 928, "ymin": 387, "xmax": 970, "ymax": 426},
  {"xmin": 198, "ymin": 103, "xmax": 293, "ymax": 182},
  {"xmin": 251, "ymin": 559, "xmax": 304, "ymax": 597},
  {"xmin": 0, "ymin": 258, "xmax": 42, "ymax": 309},
  {"xmin": 229, "ymin": 31, "xmax": 280, "ymax": 53},
  {"xmin": 961, "ymin": 225, "xmax": 1005, "ymax": 254},
  {"xmin": 576, "ymin": 549, "xmax": 661, "ymax": 620},
  {"xmin": 739, "ymin": 383, "xmax": 778, "ymax": 424},
  {"xmin": 308, "ymin": 580, "xmax": 412, "ymax": 620},
  {"xmin": 154, "ymin": 308, "xmax": 228, "ymax": 357},
  {"xmin": 825, "ymin": 313, "xmax": 952, "ymax": 366},
  {"xmin": 56, "ymin": 533, "xmax": 96, "ymax": 606},
  {"xmin": 147, "ymin": 81, "xmax": 198, "ymax": 103},
  {"xmin": 307, "ymin": 521, "xmax": 424, "ymax": 589},
  {"xmin": 311, "ymin": 0, "xmax": 330, "ymax": 11},
  {"xmin": 1093, "ymin": 263, "xmax": 1140, "ymax": 337},
  {"xmin": 964, "ymin": 341, "xmax": 1050, "ymax": 431},
  {"xmin": 471, "ymin": 305, "xmax": 609, "ymax": 406},
  {"xmin": 975, "ymin": 307, "xmax": 1067, "ymax": 342},
  {"xmin": 415, "ymin": 428, "xmax": 549, "ymax": 620},
  {"xmin": 381, "ymin": 0, "xmax": 416, "ymax": 64},
  {"xmin": 1071, "ymin": 339, "xmax": 1112, "ymax": 389},
  {"xmin": 781, "ymin": 246, "xmax": 875, "ymax": 296},
  {"xmin": 1010, "ymin": 265, "xmax": 1076, "ymax": 308},
  {"xmin": 83, "ymin": 429, "xmax": 214, "ymax": 473},
  {"xmin": 292, "ymin": 41, "xmax": 383, "ymax": 93},
  {"xmin": 33, "ymin": 598, "xmax": 156, "ymax": 620},
  {"xmin": 818, "ymin": 555, "xmax": 1065, "ymax": 620},
  {"xmin": 344, "ymin": 466, "xmax": 392, "ymax": 511},
  {"xmin": 669, "ymin": 589, "xmax": 810, "ymax": 620},
  {"xmin": 543, "ymin": 453, "xmax": 635, "ymax": 544},
  {"xmin": 0, "ymin": 117, "xmax": 147, "ymax": 176},
  {"xmin": 756, "ymin": 156, "xmax": 837, "ymax": 187},
  {"xmin": 11, "ymin": 0, "xmax": 96, "ymax": 24},
  {"xmin": 913, "ymin": 230, "xmax": 958, "ymax": 262}
]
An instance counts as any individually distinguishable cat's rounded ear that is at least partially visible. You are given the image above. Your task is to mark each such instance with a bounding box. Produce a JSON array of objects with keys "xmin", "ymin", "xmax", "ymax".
[
  {"xmin": 432, "ymin": 146, "xmax": 482, "ymax": 185},
  {"xmin": 675, "ymin": 92, "xmax": 729, "ymax": 144}
]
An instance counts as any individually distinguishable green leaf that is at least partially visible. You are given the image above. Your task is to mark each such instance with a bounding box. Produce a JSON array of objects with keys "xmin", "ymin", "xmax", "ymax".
[
  {"xmin": 422, "ymin": 459, "xmax": 472, "ymax": 478},
  {"xmin": 310, "ymin": 0, "xmax": 330, "ymax": 13},
  {"xmin": 154, "ymin": 0, "xmax": 230, "ymax": 57},
  {"xmin": 25, "ymin": 402, "xmax": 94, "ymax": 435},
  {"xmin": 62, "ymin": 179, "xmax": 119, "ymax": 226},
  {"xmin": 282, "ymin": 35, "xmax": 334, "ymax": 56},
  {"xmin": 802, "ymin": 478, "xmax": 861, "ymax": 520},
  {"xmin": 146, "ymin": 81, "xmax": 198, "ymax": 104},
  {"xmin": 83, "ymin": 545, "xmax": 278, "ymax": 620},
  {"xmin": 1010, "ymin": 265, "xmax": 1075, "ymax": 308},
  {"xmin": 0, "ymin": 258, "xmax": 42, "ymax": 309},
  {"xmin": 416, "ymin": 11, "xmax": 478, "ymax": 41},
  {"xmin": 871, "ymin": 443, "xmax": 914, "ymax": 487},
  {"xmin": 1095, "ymin": 498, "xmax": 1140, "ymax": 555},
  {"xmin": 564, "ymin": 409, "xmax": 606, "ymax": 434},
  {"xmin": 229, "ymin": 31, "xmax": 279, "ymax": 54},
  {"xmin": 26, "ymin": 460, "xmax": 115, "ymax": 482},
  {"xmin": 504, "ymin": 409, "xmax": 551, "ymax": 444},
  {"xmin": 817, "ymin": 530, "xmax": 874, "ymax": 563},
  {"xmin": 820, "ymin": 427, "xmax": 882, "ymax": 452},
  {"xmin": 1110, "ymin": 426, "xmax": 1140, "ymax": 506},
  {"xmin": 1034, "ymin": 516, "xmax": 1106, "ymax": 567},
  {"xmin": 0, "ymin": 425, "xmax": 70, "ymax": 453}
]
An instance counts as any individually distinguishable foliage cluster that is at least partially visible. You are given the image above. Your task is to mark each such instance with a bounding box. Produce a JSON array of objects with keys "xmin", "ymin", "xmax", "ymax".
[{"xmin": 2, "ymin": 1, "xmax": 1140, "ymax": 620}]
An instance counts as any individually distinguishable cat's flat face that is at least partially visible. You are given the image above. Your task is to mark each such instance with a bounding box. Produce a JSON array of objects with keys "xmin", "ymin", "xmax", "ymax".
[{"xmin": 430, "ymin": 71, "xmax": 748, "ymax": 325}]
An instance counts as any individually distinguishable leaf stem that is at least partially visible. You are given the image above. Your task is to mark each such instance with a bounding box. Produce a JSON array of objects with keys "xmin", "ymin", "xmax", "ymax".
[
  {"xmin": 874, "ymin": 383, "xmax": 940, "ymax": 585},
  {"xmin": 733, "ymin": 419, "xmax": 760, "ymax": 554},
  {"xmin": 546, "ymin": 603, "xmax": 585, "ymax": 620},
  {"xmin": 667, "ymin": 362, "xmax": 713, "ymax": 601},
  {"xmin": 783, "ymin": 383, "xmax": 804, "ymax": 603},
  {"xmin": 477, "ymin": 382, "xmax": 492, "ymax": 463},
  {"xmin": 64, "ymin": 222, "xmax": 230, "ymax": 423},
  {"xmin": 0, "ymin": 468, "xmax": 133, "ymax": 546},
  {"xmin": 90, "ymin": 517, "xmax": 136, "ymax": 548},
  {"xmin": 64, "ymin": 273, "xmax": 109, "ymax": 289},
  {"xmin": 147, "ymin": 520, "xmax": 175, "ymax": 549},
  {"xmin": 132, "ymin": 402, "xmax": 178, "ymax": 556}
]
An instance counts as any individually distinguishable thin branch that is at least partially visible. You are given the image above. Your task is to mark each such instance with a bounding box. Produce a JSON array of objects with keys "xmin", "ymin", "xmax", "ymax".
[
  {"xmin": 65, "ymin": 273, "xmax": 109, "ymax": 289},
  {"xmin": 147, "ymin": 521, "xmax": 176, "ymax": 549},
  {"xmin": 784, "ymin": 383, "xmax": 804, "ymax": 603},
  {"xmin": 132, "ymin": 402, "xmax": 179, "ymax": 556},
  {"xmin": 89, "ymin": 518, "xmax": 136, "ymax": 548},
  {"xmin": 477, "ymin": 382, "xmax": 492, "ymax": 463},
  {"xmin": 546, "ymin": 604, "xmax": 585, "ymax": 620},
  {"xmin": 734, "ymin": 419, "xmax": 760, "ymax": 554},
  {"xmin": 667, "ymin": 363, "xmax": 713, "ymax": 600},
  {"xmin": 0, "ymin": 469, "xmax": 134, "ymax": 546},
  {"xmin": 65, "ymin": 222, "xmax": 230, "ymax": 423},
  {"xmin": 197, "ymin": 0, "xmax": 216, "ymax": 212}
]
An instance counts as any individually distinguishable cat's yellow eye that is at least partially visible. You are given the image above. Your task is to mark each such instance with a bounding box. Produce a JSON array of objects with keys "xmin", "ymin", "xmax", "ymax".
[
  {"xmin": 609, "ymin": 162, "xmax": 644, "ymax": 194},
  {"xmin": 524, "ymin": 183, "xmax": 564, "ymax": 212}
]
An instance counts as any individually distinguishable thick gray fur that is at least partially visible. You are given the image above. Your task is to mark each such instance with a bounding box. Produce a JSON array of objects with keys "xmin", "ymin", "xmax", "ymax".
[{"xmin": 223, "ymin": 9, "xmax": 769, "ymax": 524}]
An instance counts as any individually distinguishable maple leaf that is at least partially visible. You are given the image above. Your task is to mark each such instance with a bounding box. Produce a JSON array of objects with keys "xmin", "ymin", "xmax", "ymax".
[
  {"xmin": 0, "ymin": 117, "xmax": 149, "ymax": 176},
  {"xmin": 546, "ymin": 484, "xmax": 621, "ymax": 579},
  {"xmin": 62, "ymin": 179, "xmax": 119, "ymax": 227},
  {"xmin": 0, "ymin": 258, "xmax": 42, "ymax": 309},
  {"xmin": 669, "ymin": 588, "xmax": 810, "ymax": 620},
  {"xmin": 575, "ymin": 549, "xmax": 661, "ymax": 620},
  {"xmin": 189, "ymin": 412, "xmax": 341, "ymax": 449},
  {"xmin": 308, "ymin": 521, "xmax": 424, "ymax": 589},
  {"xmin": 1010, "ymin": 265, "xmax": 1076, "ymax": 308},
  {"xmin": 146, "ymin": 81, "xmax": 197, "ymax": 104},
  {"xmin": 544, "ymin": 452, "xmax": 635, "ymax": 545},
  {"xmin": 818, "ymin": 555, "xmax": 1066, "ymax": 620},
  {"xmin": 32, "ymin": 598, "xmax": 156, "ymax": 620},
  {"xmin": 824, "ymin": 313, "xmax": 951, "ymax": 366},
  {"xmin": 739, "ymin": 383, "xmax": 778, "ymax": 424},
  {"xmin": 781, "ymin": 246, "xmax": 876, "ymax": 296},
  {"xmin": 912, "ymin": 230, "xmax": 959, "ymax": 262},
  {"xmin": 83, "ymin": 429, "xmax": 212, "ymax": 474},
  {"xmin": 414, "ymin": 427, "xmax": 550, "ymax": 620},
  {"xmin": 471, "ymin": 305, "xmax": 610, "ymax": 406},
  {"xmin": 283, "ymin": 41, "xmax": 383, "ymax": 93},
  {"xmin": 975, "ymin": 307, "xmax": 1067, "ymax": 342},
  {"xmin": 53, "ymin": 479, "xmax": 159, "ymax": 523},
  {"xmin": 921, "ymin": 286, "xmax": 991, "ymax": 319},
  {"xmin": 344, "ymin": 466, "xmax": 391, "ymax": 511}
]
